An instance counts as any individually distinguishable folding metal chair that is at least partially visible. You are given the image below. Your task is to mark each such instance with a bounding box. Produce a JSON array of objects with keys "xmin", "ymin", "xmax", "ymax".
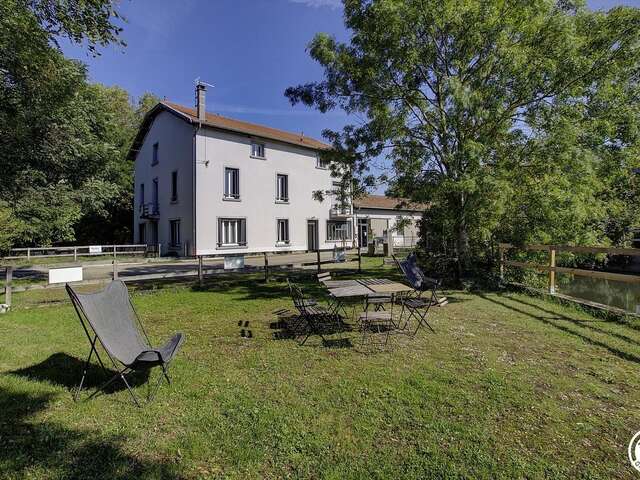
[
  {"xmin": 358, "ymin": 296, "xmax": 394, "ymax": 348},
  {"xmin": 289, "ymin": 280, "xmax": 334, "ymax": 345},
  {"xmin": 66, "ymin": 281, "xmax": 184, "ymax": 407}
]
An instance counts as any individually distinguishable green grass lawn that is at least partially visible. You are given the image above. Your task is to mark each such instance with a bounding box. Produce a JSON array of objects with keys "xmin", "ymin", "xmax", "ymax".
[{"xmin": 1, "ymin": 261, "xmax": 639, "ymax": 479}]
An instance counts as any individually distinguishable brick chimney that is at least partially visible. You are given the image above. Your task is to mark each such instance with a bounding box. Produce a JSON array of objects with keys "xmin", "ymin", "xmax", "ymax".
[{"xmin": 196, "ymin": 83, "xmax": 206, "ymax": 121}]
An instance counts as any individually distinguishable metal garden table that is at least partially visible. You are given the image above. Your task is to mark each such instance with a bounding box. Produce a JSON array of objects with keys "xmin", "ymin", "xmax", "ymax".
[{"xmin": 325, "ymin": 278, "xmax": 413, "ymax": 324}]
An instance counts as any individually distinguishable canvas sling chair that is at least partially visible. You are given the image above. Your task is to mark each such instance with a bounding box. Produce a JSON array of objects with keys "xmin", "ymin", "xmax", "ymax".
[
  {"xmin": 66, "ymin": 281, "xmax": 185, "ymax": 407},
  {"xmin": 393, "ymin": 253, "xmax": 448, "ymax": 307},
  {"xmin": 393, "ymin": 253, "xmax": 442, "ymax": 335}
]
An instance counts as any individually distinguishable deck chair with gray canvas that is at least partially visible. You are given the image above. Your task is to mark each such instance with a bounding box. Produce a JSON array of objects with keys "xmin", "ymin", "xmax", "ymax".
[
  {"xmin": 393, "ymin": 253, "xmax": 446, "ymax": 335},
  {"xmin": 66, "ymin": 281, "xmax": 185, "ymax": 407}
]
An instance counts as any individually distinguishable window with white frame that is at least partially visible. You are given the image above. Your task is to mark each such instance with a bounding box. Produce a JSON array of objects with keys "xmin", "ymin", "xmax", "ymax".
[
  {"xmin": 276, "ymin": 219, "xmax": 289, "ymax": 244},
  {"xmin": 316, "ymin": 153, "xmax": 330, "ymax": 169},
  {"xmin": 169, "ymin": 219, "xmax": 181, "ymax": 247},
  {"xmin": 327, "ymin": 220, "xmax": 352, "ymax": 241},
  {"xmin": 152, "ymin": 142, "xmax": 159, "ymax": 165},
  {"xmin": 218, "ymin": 218, "xmax": 247, "ymax": 247},
  {"xmin": 224, "ymin": 167, "xmax": 240, "ymax": 199},
  {"xmin": 251, "ymin": 142, "xmax": 265, "ymax": 159},
  {"xmin": 276, "ymin": 174, "xmax": 288, "ymax": 202}
]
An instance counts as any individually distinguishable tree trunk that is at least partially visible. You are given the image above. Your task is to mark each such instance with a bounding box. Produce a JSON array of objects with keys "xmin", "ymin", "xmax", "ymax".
[{"xmin": 455, "ymin": 193, "xmax": 470, "ymax": 281}]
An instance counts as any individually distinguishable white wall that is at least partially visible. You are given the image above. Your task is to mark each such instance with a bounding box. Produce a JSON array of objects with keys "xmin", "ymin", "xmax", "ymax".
[
  {"xmin": 354, "ymin": 208, "xmax": 422, "ymax": 244},
  {"xmin": 133, "ymin": 111, "xmax": 194, "ymax": 255},
  {"xmin": 194, "ymin": 128, "xmax": 340, "ymax": 255}
]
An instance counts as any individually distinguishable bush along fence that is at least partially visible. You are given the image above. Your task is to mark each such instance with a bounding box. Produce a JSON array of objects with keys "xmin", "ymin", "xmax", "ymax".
[{"xmin": 499, "ymin": 243, "xmax": 640, "ymax": 316}]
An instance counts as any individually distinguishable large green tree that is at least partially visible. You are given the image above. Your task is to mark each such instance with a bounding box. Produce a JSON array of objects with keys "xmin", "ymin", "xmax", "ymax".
[
  {"xmin": 0, "ymin": 0, "xmax": 150, "ymax": 248},
  {"xmin": 286, "ymin": 0, "xmax": 640, "ymax": 273}
]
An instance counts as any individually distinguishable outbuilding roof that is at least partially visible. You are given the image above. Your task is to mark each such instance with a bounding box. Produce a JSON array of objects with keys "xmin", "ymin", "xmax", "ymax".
[{"xmin": 354, "ymin": 195, "xmax": 427, "ymax": 212}]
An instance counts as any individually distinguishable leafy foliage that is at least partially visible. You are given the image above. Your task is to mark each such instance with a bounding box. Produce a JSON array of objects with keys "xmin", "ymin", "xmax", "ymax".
[
  {"xmin": 0, "ymin": 0, "xmax": 158, "ymax": 247},
  {"xmin": 286, "ymin": 0, "xmax": 640, "ymax": 274}
]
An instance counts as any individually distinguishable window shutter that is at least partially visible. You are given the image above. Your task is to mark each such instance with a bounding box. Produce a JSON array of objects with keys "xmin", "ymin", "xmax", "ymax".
[{"xmin": 234, "ymin": 170, "xmax": 239, "ymax": 197}]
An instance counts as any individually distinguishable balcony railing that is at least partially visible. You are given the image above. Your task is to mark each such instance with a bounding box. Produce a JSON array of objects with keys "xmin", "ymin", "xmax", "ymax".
[
  {"xmin": 330, "ymin": 205, "xmax": 352, "ymax": 218},
  {"xmin": 139, "ymin": 202, "xmax": 160, "ymax": 219}
]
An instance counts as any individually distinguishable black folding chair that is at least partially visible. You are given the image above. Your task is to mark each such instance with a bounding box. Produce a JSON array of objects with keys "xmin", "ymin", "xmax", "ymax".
[
  {"xmin": 316, "ymin": 272, "xmax": 350, "ymax": 319},
  {"xmin": 394, "ymin": 253, "xmax": 441, "ymax": 335},
  {"xmin": 358, "ymin": 296, "xmax": 394, "ymax": 349},
  {"xmin": 288, "ymin": 280, "xmax": 334, "ymax": 345},
  {"xmin": 66, "ymin": 281, "xmax": 185, "ymax": 407},
  {"xmin": 393, "ymin": 253, "xmax": 447, "ymax": 307}
]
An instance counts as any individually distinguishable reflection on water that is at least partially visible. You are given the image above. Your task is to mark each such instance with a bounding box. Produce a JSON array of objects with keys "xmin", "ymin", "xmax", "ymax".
[{"xmin": 558, "ymin": 274, "xmax": 640, "ymax": 313}]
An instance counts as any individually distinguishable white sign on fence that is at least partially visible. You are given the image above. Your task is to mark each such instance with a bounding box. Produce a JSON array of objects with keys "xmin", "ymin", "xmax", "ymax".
[
  {"xmin": 89, "ymin": 245, "xmax": 102, "ymax": 254},
  {"xmin": 224, "ymin": 255, "xmax": 245, "ymax": 270},
  {"xmin": 49, "ymin": 267, "xmax": 83, "ymax": 285}
]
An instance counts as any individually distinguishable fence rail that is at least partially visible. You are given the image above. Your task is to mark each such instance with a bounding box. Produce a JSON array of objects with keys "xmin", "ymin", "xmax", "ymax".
[
  {"xmin": 499, "ymin": 243, "xmax": 640, "ymax": 295},
  {"xmin": 4, "ymin": 244, "xmax": 154, "ymax": 261},
  {"xmin": 0, "ymin": 248, "xmax": 367, "ymax": 312}
]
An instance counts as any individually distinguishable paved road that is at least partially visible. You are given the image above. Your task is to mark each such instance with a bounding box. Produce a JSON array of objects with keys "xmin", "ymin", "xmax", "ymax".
[{"xmin": 4, "ymin": 251, "xmax": 352, "ymax": 283}]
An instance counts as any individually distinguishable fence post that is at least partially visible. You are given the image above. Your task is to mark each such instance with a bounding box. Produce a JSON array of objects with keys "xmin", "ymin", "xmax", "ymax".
[
  {"xmin": 198, "ymin": 256, "xmax": 204, "ymax": 287},
  {"xmin": 4, "ymin": 266, "xmax": 12, "ymax": 311},
  {"xmin": 112, "ymin": 259, "xmax": 118, "ymax": 280},
  {"xmin": 264, "ymin": 252, "xmax": 269, "ymax": 282},
  {"xmin": 113, "ymin": 244, "xmax": 116, "ymax": 258},
  {"xmin": 549, "ymin": 247, "xmax": 556, "ymax": 294},
  {"xmin": 499, "ymin": 245, "xmax": 505, "ymax": 282},
  {"xmin": 27, "ymin": 248, "xmax": 30, "ymax": 261},
  {"xmin": 73, "ymin": 247, "xmax": 77, "ymax": 262},
  {"xmin": 316, "ymin": 249, "xmax": 321, "ymax": 274},
  {"xmin": 157, "ymin": 243, "xmax": 161, "ymax": 259}
]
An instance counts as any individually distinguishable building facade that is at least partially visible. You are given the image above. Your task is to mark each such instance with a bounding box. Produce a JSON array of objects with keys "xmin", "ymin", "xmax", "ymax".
[
  {"xmin": 131, "ymin": 85, "xmax": 427, "ymax": 257},
  {"xmin": 131, "ymin": 86, "xmax": 356, "ymax": 256}
]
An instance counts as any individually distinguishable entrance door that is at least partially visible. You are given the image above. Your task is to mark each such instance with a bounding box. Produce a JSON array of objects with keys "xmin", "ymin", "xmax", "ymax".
[
  {"xmin": 138, "ymin": 223, "xmax": 146, "ymax": 244},
  {"xmin": 307, "ymin": 220, "xmax": 318, "ymax": 251},
  {"xmin": 150, "ymin": 222, "xmax": 158, "ymax": 245},
  {"xmin": 358, "ymin": 219, "xmax": 368, "ymax": 248}
]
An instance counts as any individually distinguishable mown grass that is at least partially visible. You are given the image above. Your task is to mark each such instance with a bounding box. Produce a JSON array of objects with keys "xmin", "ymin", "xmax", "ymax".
[{"xmin": 1, "ymin": 260, "xmax": 639, "ymax": 479}]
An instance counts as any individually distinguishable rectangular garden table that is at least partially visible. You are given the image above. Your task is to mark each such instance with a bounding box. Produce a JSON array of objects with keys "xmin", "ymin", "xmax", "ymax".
[{"xmin": 325, "ymin": 278, "xmax": 413, "ymax": 323}]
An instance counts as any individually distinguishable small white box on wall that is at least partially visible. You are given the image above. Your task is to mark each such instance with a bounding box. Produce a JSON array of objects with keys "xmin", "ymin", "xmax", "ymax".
[{"xmin": 49, "ymin": 267, "xmax": 83, "ymax": 285}]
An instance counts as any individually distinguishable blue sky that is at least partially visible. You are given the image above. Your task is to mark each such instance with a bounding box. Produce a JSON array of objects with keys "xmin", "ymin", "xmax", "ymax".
[{"xmin": 62, "ymin": 0, "xmax": 639, "ymax": 192}]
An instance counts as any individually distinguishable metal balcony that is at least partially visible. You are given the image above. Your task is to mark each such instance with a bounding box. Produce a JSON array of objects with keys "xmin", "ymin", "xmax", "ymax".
[
  {"xmin": 140, "ymin": 202, "xmax": 160, "ymax": 219},
  {"xmin": 330, "ymin": 205, "xmax": 352, "ymax": 218}
]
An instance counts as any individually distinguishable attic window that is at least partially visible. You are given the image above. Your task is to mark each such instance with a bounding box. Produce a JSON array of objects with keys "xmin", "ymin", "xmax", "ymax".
[
  {"xmin": 316, "ymin": 153, "xmax": 330, "ymax": 169},
  {"xmin": 251, "ymin": 142, "xmax": 265, "ymax": 159}
]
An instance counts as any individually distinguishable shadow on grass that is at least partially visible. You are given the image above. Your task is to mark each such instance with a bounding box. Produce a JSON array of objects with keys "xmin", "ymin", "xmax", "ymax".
[
  {"xmin": 480, "ymin": 293, "xmax": 640, "ymax": 365},
  {"xmin": 269, "ymin": 306, "xmax": 354, "ymax": 348},
  {"xmin": 9, "ymin": 352, "xmax": 150, "ymax": 394},
  {"xmin": 506, "ymin": 295, "xmax": 640, "ymax": 349},
  {"xmin": 0, "ymin": 386, "xmax": 184, "ymax": 479}
]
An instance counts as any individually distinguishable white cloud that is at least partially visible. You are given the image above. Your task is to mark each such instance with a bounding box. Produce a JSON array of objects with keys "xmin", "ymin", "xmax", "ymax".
[{"xmin": 288, "ymin": 0, "xmax": 342, "ymax": 9}]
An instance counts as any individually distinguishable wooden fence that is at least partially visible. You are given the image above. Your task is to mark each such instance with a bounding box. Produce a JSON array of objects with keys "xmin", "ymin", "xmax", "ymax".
[
  {"xmin": 499, "ymin": 243, "xmax": 640, "ymax": 295},
  {"xmin": 4, "ymin": 244, "xmax": 154, "ymax": 261}
]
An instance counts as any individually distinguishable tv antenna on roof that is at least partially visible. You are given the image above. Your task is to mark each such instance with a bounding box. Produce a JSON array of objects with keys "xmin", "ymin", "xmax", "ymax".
[{"xmin": 195, "ymin": 77, "xmax": 215, "ymax": 89}]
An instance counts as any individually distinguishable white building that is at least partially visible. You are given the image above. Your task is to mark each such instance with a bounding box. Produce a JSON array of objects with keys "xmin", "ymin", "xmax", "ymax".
[
  {"xmin": 353, "ymin": 195, "xmax": 424, "ymax": 249},
  {"xmin": 130, "ymin": 85, "xmax": 426, "ymax": 257}
]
